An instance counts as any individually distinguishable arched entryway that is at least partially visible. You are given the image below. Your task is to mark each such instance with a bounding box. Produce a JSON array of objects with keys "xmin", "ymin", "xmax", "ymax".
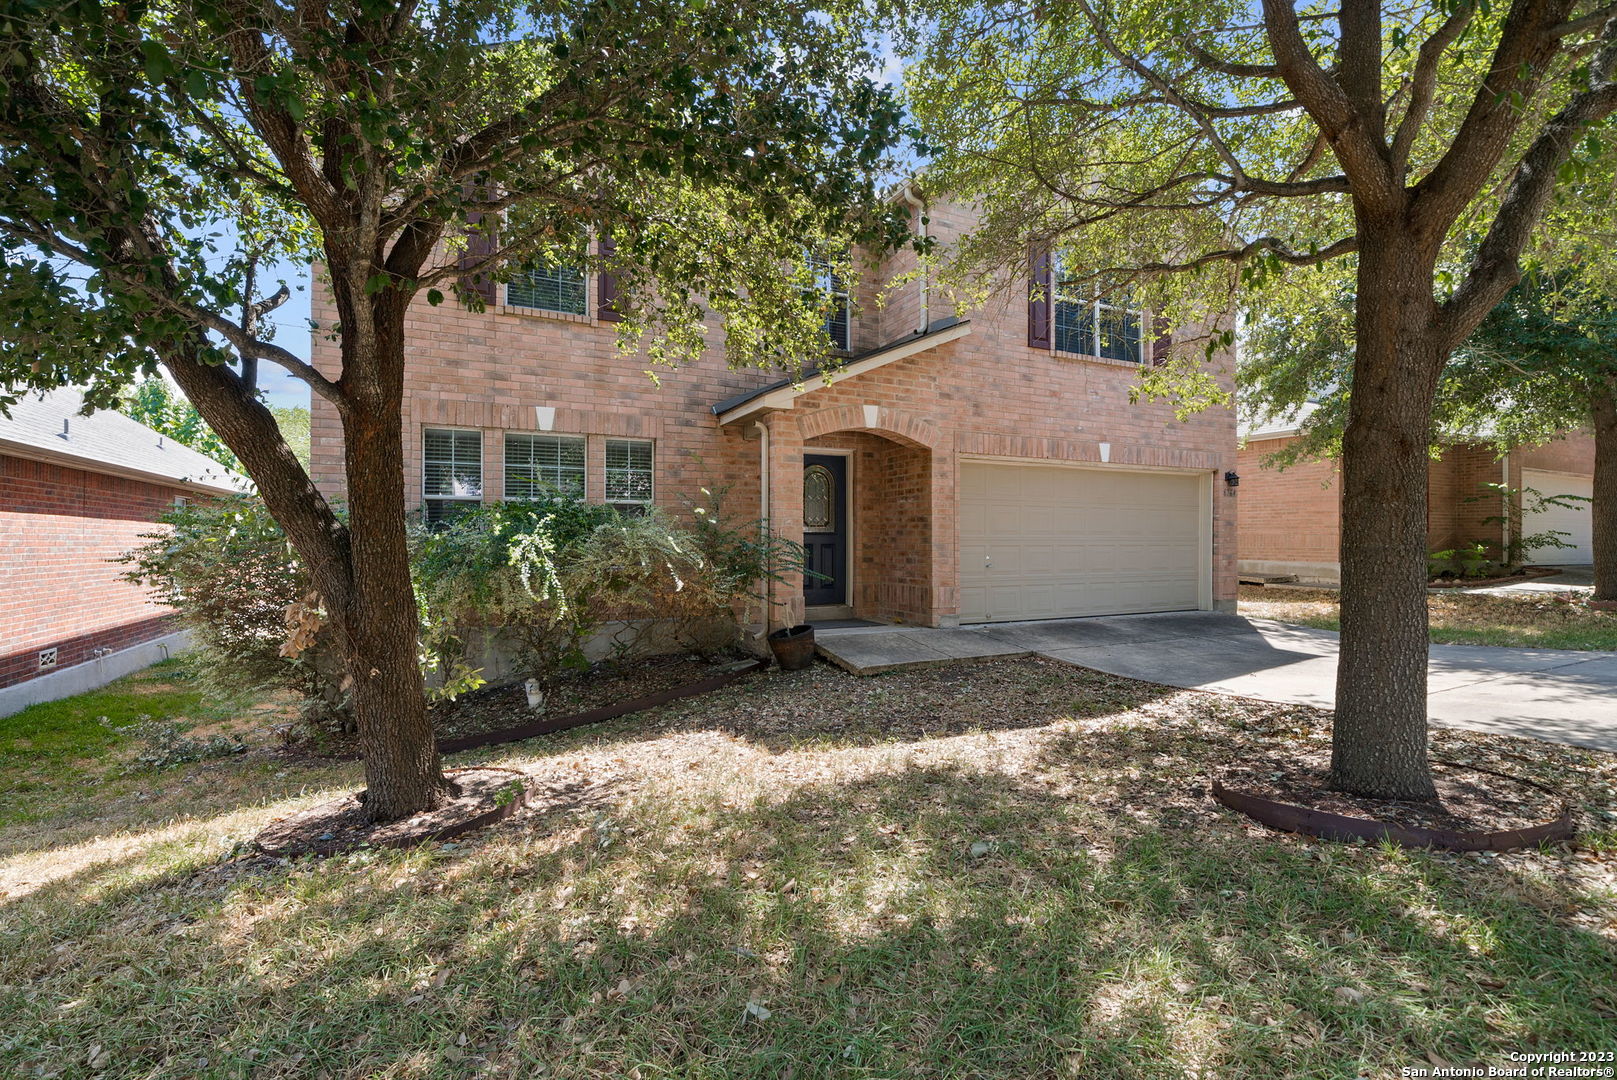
[{"xmin": 761, "ymin": 404, "xmax": 956, "ymax": 628}]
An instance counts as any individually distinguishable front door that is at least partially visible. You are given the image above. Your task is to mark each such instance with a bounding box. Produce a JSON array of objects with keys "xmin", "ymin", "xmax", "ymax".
[{"xmin": 802, "ymin": 454, "xmax": 847, "ymax": 606}]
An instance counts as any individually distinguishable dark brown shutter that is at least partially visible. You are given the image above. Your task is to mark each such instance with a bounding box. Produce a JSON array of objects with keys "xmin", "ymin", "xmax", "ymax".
[
  {"xmin": 596, "ymin": 232, "xmax": 623, "ymax": 323},
  {"xmin": 1150, "ymin": 315, "xmax": 1171, "ymax": 366},
  {"xmin": 458, "ymin": 193, "xmax": 498, "ymax": 307},
  {"xmin": 1027, "ymin": 245, "xmax": 1052, "ymax": 349}
]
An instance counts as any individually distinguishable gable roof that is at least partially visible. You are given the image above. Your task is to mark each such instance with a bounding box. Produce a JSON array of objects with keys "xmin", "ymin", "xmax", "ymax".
[
  {"xmin": 0, "ymin": 386, "xmax": 246, "ymax": 495},
  {"xmin": 712, "ymin": 317, "xmax": 972, "ymax": 425}
]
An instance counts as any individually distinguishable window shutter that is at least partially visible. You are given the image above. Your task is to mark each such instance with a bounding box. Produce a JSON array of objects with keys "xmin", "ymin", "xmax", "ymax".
[
  {"xmin": 1027, "ymin": 245, "xmax": 1052, "ymax": 349},
  {"xmin": 458, "ymin": 189, "xmax": 498, "ymax": 306},
  {"xmin": 1150, "ymin": 316, "xmax": 1171, "ymax": 366},
  {"xmin": 596, "ymin": 232, "xmax": 623, "ymax": 322}
]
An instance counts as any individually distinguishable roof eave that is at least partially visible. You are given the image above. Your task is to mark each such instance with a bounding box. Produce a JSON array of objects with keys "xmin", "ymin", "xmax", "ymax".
[{"xmin": 713, "ymin": 318, "xmax": 972, "ymax": 426}]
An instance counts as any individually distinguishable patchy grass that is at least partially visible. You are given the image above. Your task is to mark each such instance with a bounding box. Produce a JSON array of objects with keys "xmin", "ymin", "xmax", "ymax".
[
  {"xmin": 2, "ymin": 657, "xmax": 1615, "ymax": 1079},
  {"xmin": 0, "ymin": 663, "xmax": 303, "ymax": 842},
  {"xmin": 1240, "ymin": 585, "xmax": 1617, "ymax": 651}
]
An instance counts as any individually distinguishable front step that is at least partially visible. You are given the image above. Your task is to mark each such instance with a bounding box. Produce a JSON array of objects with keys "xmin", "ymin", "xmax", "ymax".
[{"xmin": 805, "ymin": 604, "xmax": 856, "ymax": 622}]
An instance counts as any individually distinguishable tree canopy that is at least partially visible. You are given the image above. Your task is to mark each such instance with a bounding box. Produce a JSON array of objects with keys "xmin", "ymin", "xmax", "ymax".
[{"xmin": 0, "ymin": 0, "xmax": 913, "ymax": 819}]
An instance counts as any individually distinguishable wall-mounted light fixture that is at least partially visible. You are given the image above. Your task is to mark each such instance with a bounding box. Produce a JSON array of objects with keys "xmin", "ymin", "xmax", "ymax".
[{"xmin": 1224, "ymin": 471, "xmax": 1240, "ymax": 488}]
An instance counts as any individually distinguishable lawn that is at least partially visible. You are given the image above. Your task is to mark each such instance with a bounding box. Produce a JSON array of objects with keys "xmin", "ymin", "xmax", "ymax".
[
  {"xmin": 2, "ymin": 657, "xmax": 1615, "ymax": 1079},
  {"xmin": 1240, "ymin": 585, "xmax": 1617, "ymax": 651}
]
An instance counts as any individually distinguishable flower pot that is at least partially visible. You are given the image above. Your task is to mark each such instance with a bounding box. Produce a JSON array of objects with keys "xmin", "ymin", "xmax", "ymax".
[{"xmin": 767, "ymin": 623, "xmax": 816, "ymax": 671}]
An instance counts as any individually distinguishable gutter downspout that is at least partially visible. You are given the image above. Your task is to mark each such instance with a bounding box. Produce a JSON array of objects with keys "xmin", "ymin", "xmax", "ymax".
[{"xmin": 899, "ymin": 180, "xmax": 929, "ymax": 333}]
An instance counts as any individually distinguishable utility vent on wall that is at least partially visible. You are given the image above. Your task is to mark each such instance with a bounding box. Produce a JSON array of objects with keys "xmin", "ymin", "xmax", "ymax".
[{"xmin": 38, "ymin": 647, "xmax": 58, "ymax": 671}]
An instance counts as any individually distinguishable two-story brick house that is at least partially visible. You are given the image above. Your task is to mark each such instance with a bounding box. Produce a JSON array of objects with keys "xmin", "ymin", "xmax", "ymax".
[{"xmin": 309, "ymin": 195, "xmax": 1239, "ymax": 634}]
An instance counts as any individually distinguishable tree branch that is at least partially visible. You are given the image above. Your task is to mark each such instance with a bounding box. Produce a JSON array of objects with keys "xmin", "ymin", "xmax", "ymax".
[
  {"xmin": 1390, "ymin": 5, "xmax": 1475, "ymax": 175},
  {"xmin": 1440, "ymin": 20, "xmax": 1617, "ymax": 339},
  {"xmin": 1260, "ymin": 0, "xmax": 1399, "ymax": 206}
]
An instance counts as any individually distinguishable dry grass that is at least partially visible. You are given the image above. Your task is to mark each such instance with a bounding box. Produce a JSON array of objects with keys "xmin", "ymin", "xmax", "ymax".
[
  {"xmin": 1240, "ymin": 585, "xmax": 1617, "ymax": 651},
  {"xmin": 2, "ymin": 658, "xmax": 1615, "ymax": 1079}
]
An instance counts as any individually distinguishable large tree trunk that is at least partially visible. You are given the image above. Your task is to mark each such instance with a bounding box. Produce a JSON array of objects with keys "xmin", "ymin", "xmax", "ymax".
[
  {"xmin": 1331, "ymin": 223, "xmax": 1444, "ymax": 801},
  {"xmin": 328, "ymin": 286, "xmax": 453, "ymax": 821},
  {"xmin": 1593, "ymin": 376, "xmax": 1617, "ymax": 603}
]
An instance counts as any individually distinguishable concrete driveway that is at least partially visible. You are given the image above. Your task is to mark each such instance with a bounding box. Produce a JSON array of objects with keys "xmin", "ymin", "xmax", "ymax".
[{"xmin": 814, "ymin": 611, "xmax": 1617, "ymax": 753}]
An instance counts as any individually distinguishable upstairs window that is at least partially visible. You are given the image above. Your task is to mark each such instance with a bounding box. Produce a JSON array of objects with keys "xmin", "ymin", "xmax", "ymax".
[
  {"xmin": 423, "ymin": 428, "xmax": 483, "ymax": 524},
  {"xmin": 1054, "ymin": 269, "xmax": 1144, "ymax": 364},
  {"xmin": 808, "ymin": 253, "xmax": 851, "ymax": 352},
  {"xmin": 505, "ymin": 434, "xmax": 585, "ymax": 500},
  {"xmin": 507, "ymin": 262, "xmax": 587, "ymax": 315},
  {"xmin": 605, "ymin": 438, "xmax": 654, "ymax": 514}
]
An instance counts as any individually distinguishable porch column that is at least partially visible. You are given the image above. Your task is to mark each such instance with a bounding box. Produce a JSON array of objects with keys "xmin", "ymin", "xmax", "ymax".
[
  {"xmin": 929, "ymin": 441, "xmax": 960, "ymax": 627},
  {"xmin": 760, "ymin": 411, "xmax": 806, "ymax": 631}
]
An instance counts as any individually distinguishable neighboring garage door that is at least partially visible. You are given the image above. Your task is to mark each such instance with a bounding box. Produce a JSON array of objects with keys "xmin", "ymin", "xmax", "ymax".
[
  {"xmin": 1522, "ymin": 468, "xmax": 1594, "ymax": 563},
  {"xmin": 959, "ymin": 460, "xmax": 1207, "ymax": 623}
]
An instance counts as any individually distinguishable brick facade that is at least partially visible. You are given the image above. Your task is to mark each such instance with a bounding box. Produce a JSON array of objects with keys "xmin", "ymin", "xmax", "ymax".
[
  {"xmin": 1237, "ymin": 430, "xmax": 1597, "ymax": 581},
  {"xmin": 0, "ymin": 454, "xmax": 188, "ymax": 688},
  {"xmin": 311, "ymin": 196, "xmax": 1239, "ymax": 630}
]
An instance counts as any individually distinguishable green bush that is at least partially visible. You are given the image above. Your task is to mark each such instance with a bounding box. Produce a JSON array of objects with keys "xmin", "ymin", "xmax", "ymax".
[
  {"xmin": 413, "ymin": 490, "xmax": 809, "ymax": 686},
  {"xmin": 120, "ymin": 496, "xmax": 352, "ymax": 736},
  {"xmin": 124, "ymin": 491, "xmax": 808, "ymax": 725}
]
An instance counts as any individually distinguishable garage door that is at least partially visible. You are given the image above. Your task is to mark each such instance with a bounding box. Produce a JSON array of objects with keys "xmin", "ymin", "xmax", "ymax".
[
  {"xmin": 959, "ymin": 461, "xmax": 1206, "ymax": 623},
  {"xmin": 1522, "ymin": 468, "xmax": 1593, "ymax": 563}
]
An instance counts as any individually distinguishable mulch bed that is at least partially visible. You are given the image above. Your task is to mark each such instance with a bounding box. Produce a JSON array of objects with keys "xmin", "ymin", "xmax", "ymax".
[
  {"xmin": 1216, "ymin": 750, "xmax": 1568, "ymax": 834},
  {"xmin": 430, "ymin": 654, "xmax": 741, "ymax": 744},
  {"xmin": 254, "ymin": 766, "xmax": 530, "ymax": 858}
]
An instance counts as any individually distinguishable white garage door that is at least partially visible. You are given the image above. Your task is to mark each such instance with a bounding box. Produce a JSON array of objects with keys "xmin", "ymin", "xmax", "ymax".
[
  {"xmin": 959, "ymin": 461, "xmax": 1207, "ymax": 623},
  {"xmin": 1522, "ymin": 468, "xmax": 1594, "ymax": 563}
]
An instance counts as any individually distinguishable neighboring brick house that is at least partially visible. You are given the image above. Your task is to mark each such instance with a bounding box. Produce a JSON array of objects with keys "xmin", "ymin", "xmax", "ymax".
[
  {"xmin": 0, "ymin": 387, "xmax": 241, "ymax": 714},
  {"xmin": 1238, "ymin": 405, "xmax": 1597, "ymax": 583},
  {"xmin": 310, "ymin": 194, "xmax": 1239, "ymax": 633}
]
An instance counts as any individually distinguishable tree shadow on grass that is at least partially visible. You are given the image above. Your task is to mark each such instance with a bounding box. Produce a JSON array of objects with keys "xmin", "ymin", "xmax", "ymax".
[{"xmin": 3, "ymin": 738, "xmax": 1612, "ymax": 1080}]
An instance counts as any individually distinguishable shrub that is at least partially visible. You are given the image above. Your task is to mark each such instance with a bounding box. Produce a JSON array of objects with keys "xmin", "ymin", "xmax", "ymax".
[
  {"xmin": 120, "ymin": 496, "xmax": 352, "ymax": 735},
  {"xmin": 412, "ymin": 497, "xmax": 621, "ymax": 687},
  {"xmin": 413, "ymin": 491, "xmax": 810, "ymax": 685}
]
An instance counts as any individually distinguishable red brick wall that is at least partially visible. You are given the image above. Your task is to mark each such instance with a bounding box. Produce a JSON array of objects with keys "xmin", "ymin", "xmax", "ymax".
[
  {"xmin": 1427, "ymin": 444, "xmax": 1507, "ymax": 554},
  {"xmin": 1235, "ymin": 438, "xmax": 1342, "ymax": 568},
  {"xmin": 1237, "ymin": 434, "xmax": 1598, "ymax": 573},
  {"xmin": 310, "ymin": 195, "xmax": 1239, "ymax": 625},
  {"xmin": 0, "ymin": 455, "xmax": 184, "ymax": 688}
]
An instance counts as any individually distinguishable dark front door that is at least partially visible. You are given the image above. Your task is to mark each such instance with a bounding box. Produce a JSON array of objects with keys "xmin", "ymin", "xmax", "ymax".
[{"xmin": 802, "ymin": 454, "xmax": 847, "ymax": 606}]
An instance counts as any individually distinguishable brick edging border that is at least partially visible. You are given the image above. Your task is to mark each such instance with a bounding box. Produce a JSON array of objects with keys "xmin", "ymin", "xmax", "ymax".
[{"xmin": 1211, "ymin": 780, "xmax": 1575, "ymax": 851}]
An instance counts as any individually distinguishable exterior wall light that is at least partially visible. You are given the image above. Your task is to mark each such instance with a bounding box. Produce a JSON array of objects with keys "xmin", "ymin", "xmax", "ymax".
[{"xmin": 1224, "ymin": 471, "xmax": 1240, "ymax": 488}]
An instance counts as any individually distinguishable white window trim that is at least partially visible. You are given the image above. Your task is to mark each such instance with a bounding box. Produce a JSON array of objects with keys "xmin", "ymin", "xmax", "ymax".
[
  {"xmin": 809, "ymin": 254, "xmax": 852, "ymax": 352},
  {"xmin": 1052, "ymin": 262, "xmax": 1147, "ymax": 364},
  {"xmin": 422, "ymin": 426, "xmax": 484, "ymax": 516},
  {"xmin": 604, "ymin": 437, "xmax": 655, "ymax": 510},
  {"xmin": 503, "ymin": 431, "xmax": 587, "ymax": 501},
  {"xmin": 504, "ymin": 262, "xmax": 590, "ymax": 318}
]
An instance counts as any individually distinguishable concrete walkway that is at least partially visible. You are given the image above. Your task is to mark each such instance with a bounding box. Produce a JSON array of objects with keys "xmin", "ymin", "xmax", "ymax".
[
  {"xmin": 1458, "ymin": 563, "xmax": 1594, "ymax": 595},
  {"xmin": 814, "ymin": 611, "xmax": 1617, "ymax": 753}
]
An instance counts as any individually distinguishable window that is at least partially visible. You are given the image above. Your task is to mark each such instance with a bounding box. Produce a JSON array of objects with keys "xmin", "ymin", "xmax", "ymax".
[
  {"xmin": 808, "ymin": 253, "xmax": 851, "ymax": 351},
  {"xmin": 507, "ymin": 262, "xmax": 587, "ymax": 315},
  {"xmin": 505, "ymin": 433, "xmax": 586, "ymax": 499},
  {"xmin": 423, "ymin": 427, "xmax": 483, "ymax": 524},
  {"xmin": 803, "ymin": 464, "xmax": 835, "ymax": 531},
  {"xmin": 605, "ymin": 438, "xmax": 653, "ymax": 513},
  {"xmin": 1054, "ymin": 271, "xmax": 1144, "ymax": 363}
]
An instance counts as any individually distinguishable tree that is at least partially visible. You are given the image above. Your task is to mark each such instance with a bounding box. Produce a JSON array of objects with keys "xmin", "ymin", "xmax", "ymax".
[
  {"xmin": 0, "ymin": 0, "xmax": 909, "ymax": 819},
  {"xmin": 904, "ymin": 0, "xmax": 1617, "ymax": 798},
  {"xmin": 1241, "ymin": 264, "xmax": 1617, "ymax": 600},
  {"xmin": 119, "ymin": 375, "xmax": 241, "ymax": 471}
]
